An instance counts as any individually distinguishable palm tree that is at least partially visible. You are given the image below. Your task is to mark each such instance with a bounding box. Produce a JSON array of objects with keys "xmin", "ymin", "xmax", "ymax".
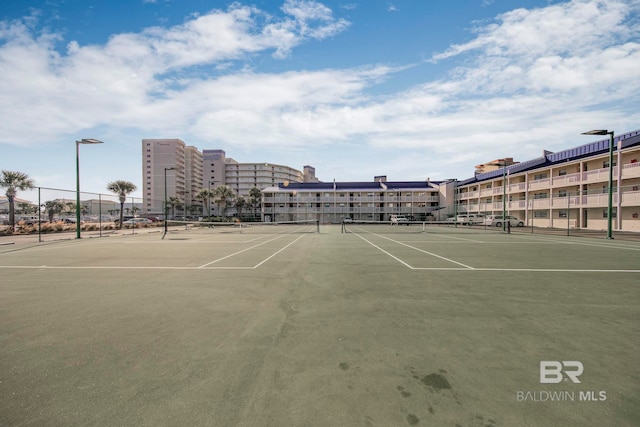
[
  {"xmin": 167, "ymin": 196, "xmax": 182, "ymax": 219},
  {"xmin": 0, "ymin": 170, "xmax": 35, "ymax": 231},
  {"xmin": 17, "ymin": 202, "xmax": 35, "ymax": 215},
  {"xmin": 195, "ymin": 188, "xmax": 214, "ymax": 218},
  {"xmin": 213, "ymin": 185, "xmax": 235, "ymax": 218},
  {"xmin": 234, "ymin": 195, "xmax": 246, "ymax": 220},
  {"xmin": 248, "ymin": 187, "xmax": 262, "ymax": 220},
  {"xmin": 107, "ymin": 180, "xmax": 137, "ymax": 229},
  {"xmin": 43, "ymin": 200, "xmax": 65, "ymax": 222}
]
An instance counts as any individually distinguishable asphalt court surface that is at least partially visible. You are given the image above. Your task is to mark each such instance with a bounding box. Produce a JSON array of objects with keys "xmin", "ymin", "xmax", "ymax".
[
  {"xmin": 1, "ymin": 226, "xmax": 639, "ymax": 426},
  {"xmin": 0, "ymin": 232, "xmax": 309, "ymax": 269},
  {"xmin": 348, "ymin": 231, "xmax": 640, "ymax": 271},
  {"xmin": 1, "ymin": 226, "xmax": 638, "ymax": 272}
]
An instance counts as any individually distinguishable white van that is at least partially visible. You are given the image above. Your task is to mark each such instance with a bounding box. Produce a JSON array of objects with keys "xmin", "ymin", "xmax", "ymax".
[
  {"xmin": 483, "ymin": 215, "xmax": 524, "ymax": 227},
  {"xmin": 390, "ymin": 215, "xmax": 409, "ymax": 225},
  {"xmin": 447, "ymin": 214, "xmax": 484, "ymax": 225},
  {"xmin": 463, "ymin": 214, "xmax": 485, "ymax": 225}
]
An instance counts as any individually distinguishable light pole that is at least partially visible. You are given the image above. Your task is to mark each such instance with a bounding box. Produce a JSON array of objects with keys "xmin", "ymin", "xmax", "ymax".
[
  {"xmin": 164, "ymin": 167, "xmax": 175, "ymax": 234},
  {"xmin": 582, "ymin": 129, "xmax": 615, "ymax": 239},
  {"xmin": 76, "ymin": 138, "xmax": 103, "ymax": 239}
]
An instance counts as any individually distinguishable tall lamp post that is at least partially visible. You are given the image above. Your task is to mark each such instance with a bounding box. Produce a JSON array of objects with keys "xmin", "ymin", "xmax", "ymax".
[
  {"xmin": 488, "ymin": 161, "xmax": 508, "ymax": 232},
  {"xmin": 76, "ymin": 138, "xmax": 104, "ymax": 239},
  {"xmin": 164, "ymin": 167, "xmax": 175, "ymax": 234},
  {"xmin": 582, "ymin": 129, "xmax": 615, "ymax": 239}
]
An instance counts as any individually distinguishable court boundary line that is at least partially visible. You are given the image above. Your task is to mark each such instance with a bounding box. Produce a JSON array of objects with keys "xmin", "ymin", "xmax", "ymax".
[
  {"xmin": 354, "ymin": 233, "xmax": 475, "ymax": 270},
  {"xmin": 1, "ymin": 265, "xmax": 638, "ymax": 273},
  {"xmin": 0, "ymin": 234, "xmax": 308, "ymax": 270},
  {"xmin": 198, "ymin": 234, "xmax": 287, "ymax": 268},
  {"xmin": 373, "ymin": 233, "xmax": 475, "ymax": 269},
  {"xmin": 350, "ymin": 233, "xmax": 640, "ymax": 272}
]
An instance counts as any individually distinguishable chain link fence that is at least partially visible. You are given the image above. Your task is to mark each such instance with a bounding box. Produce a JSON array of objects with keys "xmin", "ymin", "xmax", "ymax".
[{"xmin": 0, "ymin": 187, "xmax": 157, "ymax": 241}]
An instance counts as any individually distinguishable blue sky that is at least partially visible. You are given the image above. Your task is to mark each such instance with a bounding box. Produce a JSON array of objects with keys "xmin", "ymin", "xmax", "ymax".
[{"xmin": 2, "ymin": 0, "xmax": 639, "ymax": 200}]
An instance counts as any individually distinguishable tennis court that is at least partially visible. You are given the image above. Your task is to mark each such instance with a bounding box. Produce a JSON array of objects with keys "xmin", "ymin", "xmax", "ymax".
[{"xmin": 1, "ymin": 224, "xmax": 638, "ymax": 426}]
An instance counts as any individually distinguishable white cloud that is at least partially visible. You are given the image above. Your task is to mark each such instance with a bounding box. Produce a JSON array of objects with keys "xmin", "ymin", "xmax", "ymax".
[
  {"xmin": 0, "ymin": 1, "xmax": 352, "ymax": 146},
  {"xmin": 0, "ymin": 0, "xmax": 639, "ymax": 185}
]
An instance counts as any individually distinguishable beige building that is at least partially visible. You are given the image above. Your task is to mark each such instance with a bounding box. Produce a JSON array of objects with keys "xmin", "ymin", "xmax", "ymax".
[
  {"xmin": 143, "ymin": 142, "xmax": 316, "ymax": 217},
  {"xmin": 261, "ymin": 180, "xmax": 443, "ymax": 223},
  {"xmin": 202, "ymin": 149, "xmax": 315, "ymax": 216},
  {"xmin": 454, "ymin": 130, "xmax": 640, "ymax": 231},
  {"xmin": 474, "ymin": 157, "xmax": 518, "ymax": 175},
  {"xmin": 143, "ymin": 139, "xmax": 189, "ymax": 216}
]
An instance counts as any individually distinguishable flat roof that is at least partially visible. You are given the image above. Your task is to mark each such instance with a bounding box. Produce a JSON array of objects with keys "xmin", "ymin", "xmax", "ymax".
[
  {"xmin": 459, "ymin": 129, "xmax": 640, "ymax": 185},
  {"xmin": 263, "ymin": 180, "xmax": 443, "ymax": 192}
]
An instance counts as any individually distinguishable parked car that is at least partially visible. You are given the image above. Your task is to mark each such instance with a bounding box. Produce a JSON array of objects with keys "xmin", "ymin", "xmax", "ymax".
[
  {"xmin": 123, "ymin": 218, "xmax": 152, "ymax": 226},
  {"xmin": 390, "ymin": 215, "xmax": 409, "ymax": 225},
  {"xmin": 462, "ymin": 214, "xmax": 485, "ymax": 225},
  {"xmin": 446, "ymin": 214, "xmax": 482, "ymax": 225},
  {"xmin": 483, "ymin": 215, "xmax": 524, "ymax": 227},
  {"xmin": 114, "ymin": 216, "xmax": 134, "ymax": 224},
  {"xmin": 22, "ymin": 219, "xmax": 49, "ymax": 226},
  {"xmin": 343, "ymin": 217, "xmax": 353, "ymax": 223}
]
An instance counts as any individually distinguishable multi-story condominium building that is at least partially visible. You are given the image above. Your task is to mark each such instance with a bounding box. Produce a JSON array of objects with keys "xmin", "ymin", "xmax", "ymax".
[
  {"xmin": 184, "ymin": 146, "xmax": 204, "ymax": 211},
  {"xmin": 144, "ymin": 142, "xmax": 315, "ymax": 217},
  {"xmin": 454, "ymin": 129, "xmax": 640, "ymax": 232},
  {"xmin": 142, "ymin": 139, "xmax": 194, "ymax": 215},
  {"xmin": 261, "ymin": 178, "xmax": 443, "ymax": 223},
  {"xmin": 203, "ymin": 149, "xmax": 310, "ymax": 192},
  {"xmin": 202, "ymin": 149, "xmax": 314, "ymax": 216}
]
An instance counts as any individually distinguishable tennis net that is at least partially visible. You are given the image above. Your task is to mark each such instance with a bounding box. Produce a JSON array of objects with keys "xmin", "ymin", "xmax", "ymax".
[
  {"xmin": 341, "ymin": 220, "xmax": 508, "ymax": 234},
  {"xmin": 163, "ymin": 219, "xmax": 320, "ymax": 237}
]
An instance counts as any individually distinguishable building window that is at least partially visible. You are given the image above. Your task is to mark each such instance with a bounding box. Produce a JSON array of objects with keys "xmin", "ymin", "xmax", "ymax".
[
  {"xmin": 558, "ymin": 169, "xmax": 567, "ymax": 176},
  {"xmin": 603, "ymin": 209, "xmax": 617, "ymax": 218},
  {"xmin": 534, "ymin": 211, "xmax": 548, "ymax": 218}
]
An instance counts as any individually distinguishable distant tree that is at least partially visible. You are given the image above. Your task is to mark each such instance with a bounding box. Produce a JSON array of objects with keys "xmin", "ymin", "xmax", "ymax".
[
  {"xmin": 195, "ymin": 188, "xmax": 214, "ymax": 218},
  {"xmin": 17, "ymin": 202, "xmax": 35, "ymax": 215},
  {"xmin": 107, "ymin": 180, "xmax": 137, "ymax": 229},
  {"xmin": 0, "ymin": 170, "xmax": 35, "ymax": 231},
  {"xmin": 43, "ymin": 200, "xmax": 65, "ymax": 222},
  {"xmin": 248, "ymin": 187, "xmax": 262, "ymax": 220},
  {"xmin": 167, "ymin": 196, "xmax": 181, "ymax": 219},
  {"xmin": 234, "ymin": 195, "xmax": 246, "ymax": 219},
  {"xmin": 213, "ymin": 185, "xmax": 235, "ymax": 218},
  {"xmin": 64, "ymin": 202, "xmax": 76, "ymax": 215}
]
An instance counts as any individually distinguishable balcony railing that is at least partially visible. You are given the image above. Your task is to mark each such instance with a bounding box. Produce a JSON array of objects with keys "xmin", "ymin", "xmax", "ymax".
[
  {"xmin": 582, "ymin": 167, "xmax": 618, "ymax": 183},
  {"xmin": 622, "ymin": 162, "xmax": 640, "ymax": 178}
]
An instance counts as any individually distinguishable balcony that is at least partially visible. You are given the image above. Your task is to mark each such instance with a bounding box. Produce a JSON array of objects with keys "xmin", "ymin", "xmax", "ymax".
[
  {"xmin": 582, "ymin": 167, "xmax": 618, "ymax": 183},
  {"xmin": 458, "ymin": 191, "xmax": 478, "ymax": 200},
  {"xmin": 508, "ymin": 183, "xmax": 526, "ymax": 193},
  {"xmin": 622, "ymin": 162, "xmax": 640, "ymax": 178},
  {"xmin": 581, "ymin": 192, "xmax": 619, "ymax": 207},
  {"xmin": 550, "ymin": 172, "xmax": 581, "ymax": 187},
  {"xmin": 528, "ymin": 178, "xmax": 550, "ymax": 190},
  {"xmin": 621, "ymin": 190, "xmax": 640, "ymax": 206}
]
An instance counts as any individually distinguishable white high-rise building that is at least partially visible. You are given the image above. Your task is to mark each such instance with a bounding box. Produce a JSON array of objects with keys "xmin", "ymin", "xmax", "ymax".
[
  {"xmin": 144, "ymin": 141, "xmax": 315, "ymax": 217},
  {"xmin": 142, "ymin": 139, "xmax": 203, "ymax": 216}
]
